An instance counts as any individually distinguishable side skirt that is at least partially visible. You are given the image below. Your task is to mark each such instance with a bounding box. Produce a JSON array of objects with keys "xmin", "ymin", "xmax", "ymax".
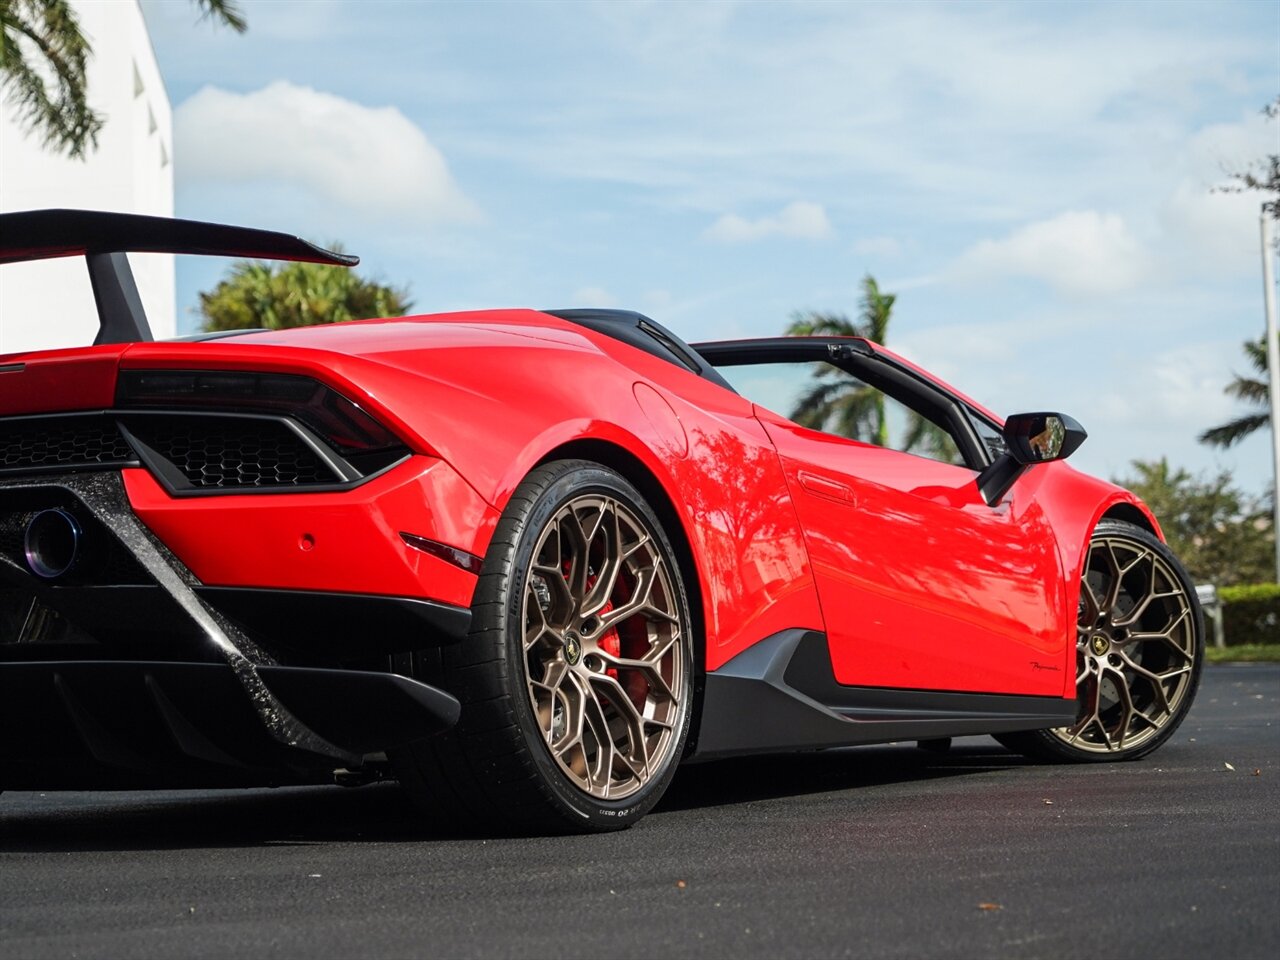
[{"xmin": 690, "ymin": 630, "xmax": 1076, "ymax": 761}]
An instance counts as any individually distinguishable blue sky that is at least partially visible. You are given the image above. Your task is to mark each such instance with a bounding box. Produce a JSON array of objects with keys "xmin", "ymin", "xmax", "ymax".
[{"xmin": 139, "ymin": 0, "xmax": 1280, "ymax": 494}]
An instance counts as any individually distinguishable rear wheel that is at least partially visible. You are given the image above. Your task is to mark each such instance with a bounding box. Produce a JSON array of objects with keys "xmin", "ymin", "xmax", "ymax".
[
  {"xmin": 392, "ymin": 459, "xmax": 694, "ymax": 833},
  {"xmin": 998, "ymin": 519, "xmax": 1203, "ymax": 762}
]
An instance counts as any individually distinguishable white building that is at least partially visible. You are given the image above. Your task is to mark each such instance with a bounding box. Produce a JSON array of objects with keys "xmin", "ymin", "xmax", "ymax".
[{"xmin": 0, "ymin": 0, "xmax": 174, "ymax": 355}]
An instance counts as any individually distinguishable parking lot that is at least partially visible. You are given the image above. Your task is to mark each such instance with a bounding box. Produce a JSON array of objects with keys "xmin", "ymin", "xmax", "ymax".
[{"xmin": 1, "ymin": 663, "xmax": 1276, "ymax": 959}]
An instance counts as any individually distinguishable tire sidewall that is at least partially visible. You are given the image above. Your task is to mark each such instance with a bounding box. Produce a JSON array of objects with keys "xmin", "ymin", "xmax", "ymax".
[{"xmin": 492, "ymin": 461, "xmax": 694, "ymax": 829}]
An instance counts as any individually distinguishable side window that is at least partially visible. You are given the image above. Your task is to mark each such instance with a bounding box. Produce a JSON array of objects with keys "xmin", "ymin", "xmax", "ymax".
[{"xmin": 714, "ymin": 360, "xmax": 964, "ymax": 466}]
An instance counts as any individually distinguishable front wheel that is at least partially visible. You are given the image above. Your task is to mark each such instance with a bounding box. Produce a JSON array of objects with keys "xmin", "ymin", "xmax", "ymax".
[
  {"xmin": 998, "ymin": 519, "xmax": 1203, "ymax": 762},
  {"xmin": 392, "ymin": 459, "xmax": 694, "ymax": 833}
]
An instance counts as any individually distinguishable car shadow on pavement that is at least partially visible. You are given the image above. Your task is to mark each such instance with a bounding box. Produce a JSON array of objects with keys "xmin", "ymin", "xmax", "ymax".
[
  {"xmin": 0, "ymin": 739, "xmax": 1027, "ymax": 852},
  {"xmin": 656, "ymin": 738, "xmax": 1027, "ymax": 813}
]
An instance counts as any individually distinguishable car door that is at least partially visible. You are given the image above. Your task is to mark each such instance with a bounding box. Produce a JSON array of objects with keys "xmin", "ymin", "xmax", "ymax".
[{"xmin": 695, "ymin": 338, "xmax": 1070, "ymax": 697}]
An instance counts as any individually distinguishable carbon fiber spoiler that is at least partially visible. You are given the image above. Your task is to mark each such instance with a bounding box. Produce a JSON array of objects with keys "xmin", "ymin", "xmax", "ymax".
[{"xmin": 0, "ymin": 209, "xmax": 357, "ymax": 345}]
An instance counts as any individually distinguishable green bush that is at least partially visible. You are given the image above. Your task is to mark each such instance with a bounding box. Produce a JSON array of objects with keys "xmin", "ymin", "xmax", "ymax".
[{"xmin": 1220, "ymin": 584, "xmax": 1280, "ymax": 646}]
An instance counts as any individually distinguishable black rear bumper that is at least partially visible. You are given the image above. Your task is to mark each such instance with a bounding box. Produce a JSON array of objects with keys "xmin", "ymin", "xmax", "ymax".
[
  {"xmin": 0, "ymin": 660, "xmax": 460, "ymax": 789},
  {"xmin": 1, "ymin": 471, "xmax": 471, "ymax": 789}
]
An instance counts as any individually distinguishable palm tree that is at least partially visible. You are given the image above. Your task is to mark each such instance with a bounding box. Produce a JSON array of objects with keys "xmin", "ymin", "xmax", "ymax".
[
  {"xmin": 1199, "ymin": 335, "xmax": 1274, "ymax": 448},
  {"xmin": 0, "ymin": 0, "xmax": 245, "ymax": 159},
  {"xmin": 785, "ymin": 275, "xmax": 957, "ymax": 461},
  {"xmin": 787, "ymin": 275, "xmax": 894, "ymax": 447},
  {"xmin": 200, "ymin": 255, "xmax": 412, "ymax": 332}
]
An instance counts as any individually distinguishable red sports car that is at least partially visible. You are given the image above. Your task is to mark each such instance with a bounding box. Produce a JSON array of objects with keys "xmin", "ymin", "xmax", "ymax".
[{"xmin": 0, "ymin": 210, "xmax": 1203, "ymax": 832}]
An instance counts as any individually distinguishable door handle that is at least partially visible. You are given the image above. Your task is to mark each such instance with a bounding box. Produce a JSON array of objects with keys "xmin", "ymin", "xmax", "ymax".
[{"xmin": 797, "ymin": 470, "xmax": 855, "ymax": 505}]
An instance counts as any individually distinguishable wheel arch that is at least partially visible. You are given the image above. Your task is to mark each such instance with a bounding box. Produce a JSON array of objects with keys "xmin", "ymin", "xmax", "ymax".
[
  {"xmin": 1099, "ymin": 501, "xmax": 1161, "ymax": 539},
  {"xmin": 535, "ymin": 437, "xmax": 709, "ymax": 756}
]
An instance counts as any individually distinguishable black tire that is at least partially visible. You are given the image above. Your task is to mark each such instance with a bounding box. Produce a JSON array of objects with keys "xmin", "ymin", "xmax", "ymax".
[
  {"xmin": 391, "ymin": 459, "xmax": 695, "ymax": 833},
  {"xmin": 997, "ymin": 519, "xmax": 1204, "ymax": 763}
]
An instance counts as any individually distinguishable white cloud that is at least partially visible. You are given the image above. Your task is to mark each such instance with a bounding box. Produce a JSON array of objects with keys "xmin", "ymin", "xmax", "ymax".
[
  {"xmin": 1158, "ymin": 110, "xmax": 1278, "ymax": 274},
  {"xmin": 704, "ymin": 201, "xmax": 833, "ymax": 244},
  {"xmin": 1067, "ymin": 338, "xmax": 1247, "ymax": 481},
  {"xmin": 853, "ymin": 236, "xmax": 901, "ymax": 257},
  {"xmin": 175, "ymin": 81, "xmax": 479, "ymax": 225},
  {"xmin": 1162, "ymin": 180, "xmax": 1263, "ymax": 272},
  {"xmin": 571, "ymin": 286, "xmax": 617, "ymax": 307},
  {"xmin": 951, "ymin": 210, "xmax": 1148, "ymax": 297}
]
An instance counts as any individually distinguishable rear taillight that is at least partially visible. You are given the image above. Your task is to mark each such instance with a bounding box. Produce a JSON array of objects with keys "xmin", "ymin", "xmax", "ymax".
[{"xmin": 116, "ymin": 370, "xmax": 402, "ymax": 457}]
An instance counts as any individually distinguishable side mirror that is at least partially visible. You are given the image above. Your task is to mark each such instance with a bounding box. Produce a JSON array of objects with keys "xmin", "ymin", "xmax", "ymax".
[
  {"xmin": 1003, "ymin": 412, "xmax": 1087, "ymax": 465},
  {"xmin": 977, "ymin": 412, "xmax": 1087, "ymax": 506}
]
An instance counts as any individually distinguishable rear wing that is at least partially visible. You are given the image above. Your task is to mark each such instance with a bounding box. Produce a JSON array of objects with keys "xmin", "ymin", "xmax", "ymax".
[{"xmin": 0, "ymin": 209, "xmax": 357, "ymax": 345}]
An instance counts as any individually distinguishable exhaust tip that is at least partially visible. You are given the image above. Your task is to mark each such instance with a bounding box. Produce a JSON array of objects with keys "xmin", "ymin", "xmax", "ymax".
[{"xmin": 24, "ymin": 509, "xmax": 83, "ymax": 580}]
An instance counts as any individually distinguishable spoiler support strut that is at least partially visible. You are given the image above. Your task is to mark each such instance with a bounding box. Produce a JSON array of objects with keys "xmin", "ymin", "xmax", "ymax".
[{"xmin": 88, "ymin": 252, "xmax": 152, "ymax": 345}]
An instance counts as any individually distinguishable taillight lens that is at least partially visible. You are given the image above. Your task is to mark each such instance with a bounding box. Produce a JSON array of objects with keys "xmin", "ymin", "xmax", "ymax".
[{"xmin": 116, "ymin": 370, "xmax": 402, "ymax": 456}]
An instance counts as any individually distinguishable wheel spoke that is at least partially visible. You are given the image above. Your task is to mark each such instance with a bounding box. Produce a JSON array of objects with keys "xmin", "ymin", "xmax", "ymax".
[
  {"xmin": 1127, "ymin": 604, "xmax": 1192, "ymax": 644},
  {"xmin": 1100, "ymin": 541, "xmax": 1126, "ymax": 613},
  {"xmin": 550, "ymin": 671, "xmax": 588, "ymax": 758},
  {"xmin": 596, "ymin": 636, "xmax": 680, "ymax": 704},
  {"xmin": 590, "ymin": 672, "xmax": 651, "ymax": 775},
  {"xmin": 1113, "ymin": 586, "xmax": 1183, "ymax": 628},
  {"xmin": 530, "ymin": 563, "xmax": 575, "ymax": 624},
  {"xmin": 597, "ymin": 562, "xmax": 679, "ymax": 631},
  {"xmin": 1067, "ymin": 673, "xmax": 1102, "ymax": 744},
  {"xmin": 523, "ymin": 598, "xmax": 563, "ymax": 653},
  {"xmin": 582, "ymin": 682, "xmax": 617, "ymax": 797},
  {"xmin": 581, "ymin": 503, "xmax": 624, "ymax": 617},
  {"xmin": 1109, "ymin": 666, "xmax": 1137, "ymax": 749}
]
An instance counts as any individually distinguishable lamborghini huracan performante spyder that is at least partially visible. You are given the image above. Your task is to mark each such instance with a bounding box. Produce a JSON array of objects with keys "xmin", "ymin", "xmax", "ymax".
[{"xmin": 0, "ymin": 210, "xmax": 1203, "ymax": 832}]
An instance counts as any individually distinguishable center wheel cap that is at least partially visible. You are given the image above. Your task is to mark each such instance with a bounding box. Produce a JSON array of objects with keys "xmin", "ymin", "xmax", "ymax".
[
  {"xmin": 564, "ymin": 632, "xmax": 582, "ymax": 666},
  {"xmin": 1090, "ymin": 635, "xmax": 1109, "ymax": 656}
]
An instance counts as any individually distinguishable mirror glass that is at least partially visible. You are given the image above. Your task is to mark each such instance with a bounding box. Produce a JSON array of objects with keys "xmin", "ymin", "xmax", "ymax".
[{"xmin": 1003, "ymin": 412, "xmax": 1085, "ymax": 464}]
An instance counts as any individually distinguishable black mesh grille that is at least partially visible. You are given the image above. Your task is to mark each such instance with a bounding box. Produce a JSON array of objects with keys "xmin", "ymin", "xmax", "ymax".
[
  {"xmin": 127, "ymin": 417, "xmax": 337, "ymax": 488},
  {"xmin": 0, "ymin": 417, "xmax": 134, "ymax": 472},
  {"xmin": 0, "ymin": 412, "xmax": 369, "ymax": 491}
]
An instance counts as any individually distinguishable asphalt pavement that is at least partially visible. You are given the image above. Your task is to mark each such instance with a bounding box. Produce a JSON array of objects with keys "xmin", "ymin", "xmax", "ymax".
[{"xmin": 1, "ymin": 663, "xmax": 1277, "ymax": 959}]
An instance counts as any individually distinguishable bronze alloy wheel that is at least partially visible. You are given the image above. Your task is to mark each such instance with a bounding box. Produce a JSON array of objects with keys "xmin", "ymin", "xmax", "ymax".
[
  {"xmin": 1054, "ymin": 533, "xmax": 1198, "ymax": 753},
  {"xmin": 392, "ymin": 460, "xmax": 694, "ymax": 833},
  {"xmin": 522, "ymin": 492, "xmax": 686, "ymax": 800},
  {"xmin": 997, "ymin": 519, "xmax": 1203, "ymax": 763}
]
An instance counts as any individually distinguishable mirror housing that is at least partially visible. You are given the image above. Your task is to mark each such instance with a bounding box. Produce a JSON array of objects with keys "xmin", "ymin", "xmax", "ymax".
[
  {"xmin": 977, "ymin": 412, "xmax": 1087, "ymax": 506},
  {"xmin": 1002, "ymin": 412, "xmax": 1087, "ymax": 465}
]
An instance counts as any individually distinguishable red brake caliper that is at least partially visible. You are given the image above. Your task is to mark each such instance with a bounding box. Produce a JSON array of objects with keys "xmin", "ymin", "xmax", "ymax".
[
  {"xmin": 576, "ymin": 569, "xmax": 647, "ymax": 711},
  {"xmin": 598, "ymin": 597, "xmax": 622, "ymax": 675}
]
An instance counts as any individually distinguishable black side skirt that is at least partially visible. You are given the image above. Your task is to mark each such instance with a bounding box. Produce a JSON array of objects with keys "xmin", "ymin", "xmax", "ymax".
[{"xmin": 691, "ymin": 630, "xmax": 1076, "ymax": 761}]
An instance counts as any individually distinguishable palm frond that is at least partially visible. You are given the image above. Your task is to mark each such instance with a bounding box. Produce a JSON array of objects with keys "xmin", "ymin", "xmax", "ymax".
[
  {"xmin": 1198, "ymin": 413, "xmax": 1271, "ymax": 449},
  {"xmin": 786, "ymin": 311, "xmax": 862, "ymax": 339},
  {"xmin": 1199, "ymin": 334, "xmax": 1275, "ymax": 448},
  {"xmin": 790, "ymin": 377, "xmax": 859, "ymax": 431},
  {"xmin": 194, "ymin": 0, "xmax": 247, "ymax": 32},
  {"xmin": 1224, "ymin": 374, "xmax": 1269, "ymax": 405},
  {"xmin": 832, "ymin": 387, "xmax": 883, "ymax": 443},
  {"xmin": 0, "ymin": 0, "xmax": 102, "ymax": 158},
  {"xmin": 900, "ymin": 414, "xmax": 961, "ymax": 463},
  {"xmin": 1244, "ymin": 336, "xmax": 1269, "ymax": 372},
  {"xmin": 859, "ymin": 274, "xmax": 895, "ymax": 345}
]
